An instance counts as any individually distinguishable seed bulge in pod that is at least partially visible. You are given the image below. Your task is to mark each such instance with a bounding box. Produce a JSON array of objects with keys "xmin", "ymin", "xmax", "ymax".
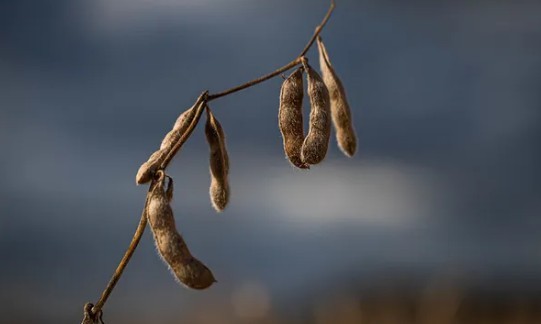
[
  {"xmin": 279, "ymin": 67, "xmax": 309, "ymax": 169},
  {"xmin": 301, "ymin": 62, "xmax": 331, "ymax": 165},
  {"xmin": 160, "ymin": 106, "xmax": 197, "ymax": 151}
]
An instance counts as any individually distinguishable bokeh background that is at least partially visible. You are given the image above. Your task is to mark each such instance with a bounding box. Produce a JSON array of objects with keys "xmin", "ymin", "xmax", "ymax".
[{"xmin": 1, "ymin": 0, "xmax": 541, "ymax": 323}]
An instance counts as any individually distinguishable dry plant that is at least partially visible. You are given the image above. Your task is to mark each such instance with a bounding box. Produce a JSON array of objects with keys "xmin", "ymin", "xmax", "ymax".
[{"xmin": 81, "ymin": 0, "xmax": 358, "ymax": 322}]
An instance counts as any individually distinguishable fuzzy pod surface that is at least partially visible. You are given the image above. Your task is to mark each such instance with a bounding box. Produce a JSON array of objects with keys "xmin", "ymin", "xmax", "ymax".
[
  {"xmin": 160, "ymin": 106, "xmax": 197, "ymax": 150},
  {"xmin": 301, "ymin": 62, "xmax": 331, "ymax": 165},
  {"xmin": 317, "ymin": 37, "xmax": 357, "ymax": 157},
  {"xmin": 205, "ymin": 106, "xmax": 230, "ymax": 212},
  {"xmin": 147, "ymin": 173, "xmax": 216, "ymax": 289},
  {"xmin": 136, "ymin": 102, "xmax": 201, "ymax": 185},
  {"xmin": 279, "ymin": 67, "xmax": 309, "ymax": 169}
]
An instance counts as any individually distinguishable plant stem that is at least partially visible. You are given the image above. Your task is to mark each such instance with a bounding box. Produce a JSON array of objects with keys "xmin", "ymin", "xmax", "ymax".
[
  {"xmin": 206, "ymin": 60, "xmax": 300, "ymax": 101},
  {"xmin": 298, "ymin": 0, "xmax": 336, "ymax": 58},
  {"xmin": 84, "ymin": 1, "xmax": 336, "ymax": 320},
  {"xmin": 88, "ymin": 184, "xmax": 154, "ymax": 319},
  {"xmin": 207, "ymin": 0, "xmax": 335, "ymax": 101}
]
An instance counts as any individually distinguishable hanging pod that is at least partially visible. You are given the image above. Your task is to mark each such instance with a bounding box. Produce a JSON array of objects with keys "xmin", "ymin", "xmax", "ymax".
[
  {"xmin": 301, "ymin": 60, "xmax": 331, "ymax": 165},
  {"xmin": 205, "ymin": 105, "xmax": 230, "ymax": 212},
  {"xmin": 317, "ymin": 36, "xmax": 357, "ymax": 157},
  {"xmin": 146, "ymin": 171, "xmax": 216, "ymax": 289},
  {"xmin": 279, "ymin": 67, "xmax": 309, "ymax": 169}
]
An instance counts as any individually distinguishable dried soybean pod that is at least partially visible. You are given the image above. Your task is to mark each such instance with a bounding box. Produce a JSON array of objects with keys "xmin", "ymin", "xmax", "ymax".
[
  {"xmin": 147, "ymin": 172, "xmax": 216, "ymax": 290},
  {"xmin": 279, "ymin": 67, "xmax": 309, "ymax": 169},
  {"xmin": 136, "ymin": 150, "xmax": 163, "ymax": 185},
  {"xmin": 317, "ymin": 36, "xmax": 357, "ymax": 157},
  {"xmin": 160, "ymin": 106, "xmax": 197, "ymax": 150},
  {"xmin": 205, "ymin": 106, "xmax": 230, "ymax": 212},
  {"xmin": 136, "ymin": 100, "xmax": 203, "ymax": 185},
  {"xmin": 301, "ymin": 60, "xmax": 331, "ymax": 165}
]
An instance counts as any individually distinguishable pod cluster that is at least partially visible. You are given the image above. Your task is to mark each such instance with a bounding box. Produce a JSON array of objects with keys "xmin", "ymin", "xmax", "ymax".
[
  {"xmin": 133, "ymin": 35, "xmax": 356, "ymax": 292},
  {"xmin": 279, "ymin": 37, "xmax": 357, "ymax": 168},
  {"xmin": 136, "ymin": 99, "xmax": 231, "ymax": 211},
  {"xmin": 137, "ymin": 100, "xmax": 230, "ymax": 290}
]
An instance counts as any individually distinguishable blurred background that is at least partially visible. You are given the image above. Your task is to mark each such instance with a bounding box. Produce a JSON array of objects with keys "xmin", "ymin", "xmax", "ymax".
[{"xmin": 1, "ymin": 0, "xmax": 541, "ymax": 323}]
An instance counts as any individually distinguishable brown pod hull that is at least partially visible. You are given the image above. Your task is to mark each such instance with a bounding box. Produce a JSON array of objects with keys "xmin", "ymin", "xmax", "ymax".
[
  {"xmin": 205, "ymin": 106, "xmax": 230, "ymax": 212},
  {"xmin": 135, "ymin": 99, "xmax": 203, "ymax": 185},
  {"xmin": 301, "ymin": 62, "xmax": 331, "ymax": 165},
  {"xmin": 147, "ymin": 173, "xmax": 216, "ymax": 289},
  {"xmin": 279, "ymin": 67, "xmax": 309, "ymax": 169},
  {"xmin": 317, "ymin": 37, "xmax": 357, "ymax": 157}
]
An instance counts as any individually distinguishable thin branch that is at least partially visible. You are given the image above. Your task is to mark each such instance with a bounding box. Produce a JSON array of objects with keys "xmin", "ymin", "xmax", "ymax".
[
  {"xmin": 88, "ymin": 183, "xmax": 155, "ymax": 318},
  {"xmin": 207, "ymin": 0, "xmax": 335, "ymax": 101},
  {"xmin": 207, "ymin": 60, "xmax": 300, "ymax": 101},
  {"xmin": 298, "ymin": 0, "xmax": 336, "ymax": 58}
]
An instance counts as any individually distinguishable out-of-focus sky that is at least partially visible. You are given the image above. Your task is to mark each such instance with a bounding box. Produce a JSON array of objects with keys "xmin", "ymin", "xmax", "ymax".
[{"xmin": 1, "ymin": 0, "xmax": 540, "ymax": 323}]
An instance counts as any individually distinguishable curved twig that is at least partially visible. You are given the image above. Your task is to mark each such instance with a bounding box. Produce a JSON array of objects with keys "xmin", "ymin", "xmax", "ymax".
[
  {"xmin": 86, "ymin": 181, "xmax": 156, "ymax": 319},
  {"xmin": 207, "ymin": 0, "xmax": 335, "ymax": 101}
]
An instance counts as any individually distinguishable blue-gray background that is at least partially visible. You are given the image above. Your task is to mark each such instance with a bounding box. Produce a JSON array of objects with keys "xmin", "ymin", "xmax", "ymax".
[{"xmin": 1, "ymin": 0, "xmax": 540, "ymax": 323}]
